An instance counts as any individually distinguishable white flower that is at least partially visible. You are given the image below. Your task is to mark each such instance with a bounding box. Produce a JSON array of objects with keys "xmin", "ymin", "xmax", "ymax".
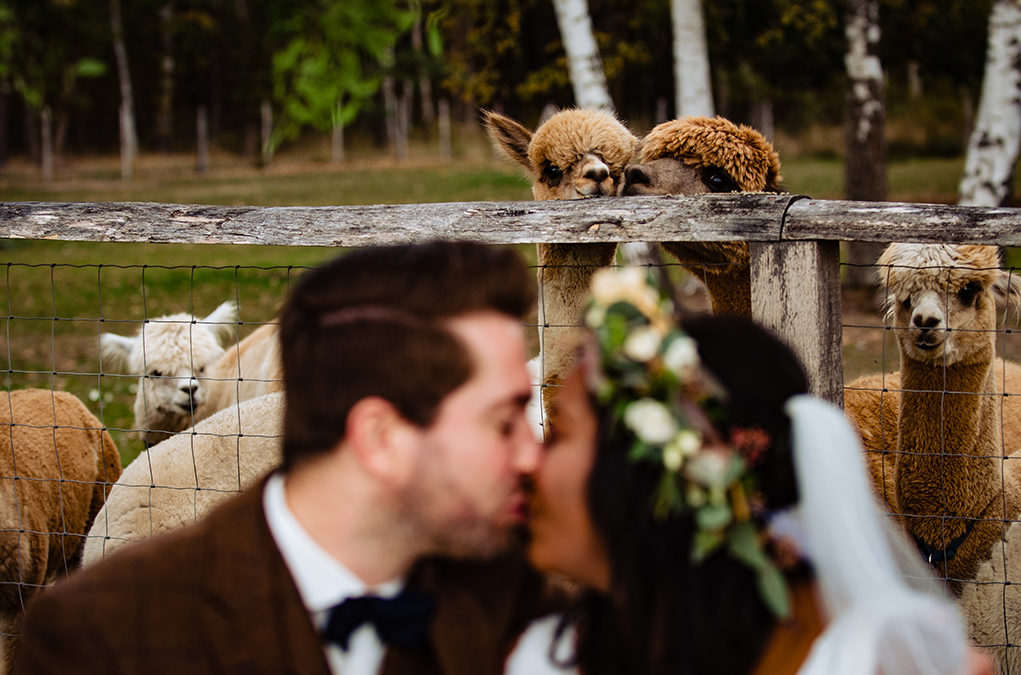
[
  {"xmin": 623, "ymin": 398, "xmax": 678, "ymax": 445},
  {"xmin": 585, "ymin": 304, "xmax": 606, "ymax": 329},
  {"xmin": 88, "ymin": 388, "xmax": 100, "ymax": 402},
  {"xmin": 664, "ymin": 335, "xmax": 699, "ymax": 374},
  {"xmin": 663, "ymin": 429, "xmax": 701, "ymax": 472},
  {"xmin": 591, "ymin": 267, "xmax": 647, "ymax": 306},
  {"xmin": 624, "ymin": 326, "xmax": 661, "ymax": 362},
  {"xmin": 685, "ymin": 448, "xmax": 733, "ymax": 488}
]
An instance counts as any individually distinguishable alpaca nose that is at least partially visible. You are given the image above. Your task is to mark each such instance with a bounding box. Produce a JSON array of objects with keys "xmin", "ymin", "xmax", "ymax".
[
  {"xmin": 585, "ymin": 163, "xmax": 609, "ymax": 183},
  {"xmin": 913, "ymin": 314, "xmax": 941, "ymax": 329},
  {"xmin": 625, "ymin": 164, "xmax": 651, "ymax": 186}
]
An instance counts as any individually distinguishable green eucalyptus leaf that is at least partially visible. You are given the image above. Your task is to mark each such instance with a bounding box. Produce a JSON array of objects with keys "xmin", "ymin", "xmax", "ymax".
[
  {"xmin": 692, "ymin": 528, "xmax": 725, "ymax": 562},
  {"xmin": 695, "ymin": 502, "xmax": 731, "ymax": 531},
  {"xmin": 727, "ymin": 520, "xmax": 769, "ymax": 568},
  {"xmin": 757, "ymin": 563, "xmax": 791, "ymax": 620}
]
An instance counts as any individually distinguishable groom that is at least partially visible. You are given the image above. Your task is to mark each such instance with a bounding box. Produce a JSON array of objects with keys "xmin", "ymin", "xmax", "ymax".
[{"xmin": 15, "ymin": 240, "xmax": 555, "ymax": 674}]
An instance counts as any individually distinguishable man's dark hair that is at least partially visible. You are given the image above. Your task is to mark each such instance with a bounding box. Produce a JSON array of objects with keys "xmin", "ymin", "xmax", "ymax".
[{"xmin": 278, "ymin": 240, "xmax": 534, "ymax": 471}]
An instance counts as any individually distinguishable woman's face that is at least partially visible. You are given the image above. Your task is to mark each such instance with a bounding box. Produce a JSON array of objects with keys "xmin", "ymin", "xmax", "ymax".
[{"xmin": 527, "ymin": 366, "xmax": 610, "ymax": 591}]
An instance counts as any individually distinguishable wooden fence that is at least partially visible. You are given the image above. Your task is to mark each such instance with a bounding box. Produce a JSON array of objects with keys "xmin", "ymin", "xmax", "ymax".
[{"xmin": 6, "ymin": 193, "xmax": 1021, "ymax": 405}]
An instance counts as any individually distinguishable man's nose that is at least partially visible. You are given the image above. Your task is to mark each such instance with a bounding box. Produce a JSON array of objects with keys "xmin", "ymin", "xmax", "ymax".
[{"xmin": 513, "ymin": 419, "xmax": 542, "ymax": 473}]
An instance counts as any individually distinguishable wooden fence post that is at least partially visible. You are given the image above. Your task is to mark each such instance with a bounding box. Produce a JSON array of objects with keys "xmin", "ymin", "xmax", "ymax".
[{"xmin": 749, "ymin": 240, "xmax": 844, "ymax": 406}]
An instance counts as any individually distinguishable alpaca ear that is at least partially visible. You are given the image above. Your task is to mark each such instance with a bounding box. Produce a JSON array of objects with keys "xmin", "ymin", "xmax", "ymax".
[
  {"xmin": 202, "ymin": 301, "xmax": 238, "ymax": 344},
  {"xmin": 482, "ymin": 110, "xmax": 533, "ymax": 171},
  {"xmin": 100, "ymin": 333, "xmax": 136, "ymax": 373},
  {"xmin": 993, "ymin": 272, "xmax": 1021, "ymax": 318}
]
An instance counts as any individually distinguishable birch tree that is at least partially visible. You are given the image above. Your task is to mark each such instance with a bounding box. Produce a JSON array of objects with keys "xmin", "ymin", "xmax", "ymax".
[
  {"xmin": 959, "ymin": 0, "xmax": 1021, "ymax": 207},
  {"xmin": 110, "ymin": 0, "xmax": 136, "ymax": 179},
  {"xmin": 551, "ymin": 0, "xmax": 613, "ymax": 111},
  {"xmin": 843, "ymin": 0, "xmax": 886, "ymax": 286},
  {"xmin": 671, "ymin": 0, "xmax": 713, "ymax": 117}
]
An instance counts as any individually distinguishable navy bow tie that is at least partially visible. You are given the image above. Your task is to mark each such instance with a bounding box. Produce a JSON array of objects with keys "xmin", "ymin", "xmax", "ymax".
[{"xmin": 322, "ymin": 588, "xmax": 436, "ymax": 652}]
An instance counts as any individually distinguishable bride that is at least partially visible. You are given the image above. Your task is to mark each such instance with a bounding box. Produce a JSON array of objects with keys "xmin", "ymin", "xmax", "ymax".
[{"xmin": 507, "ymin": 267, "xmax": 992, "ymax": 675}]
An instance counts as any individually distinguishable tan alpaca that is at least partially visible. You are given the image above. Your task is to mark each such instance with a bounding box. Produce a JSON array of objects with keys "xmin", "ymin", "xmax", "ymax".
[
  {"xmin": 621, "ymin": 116, "xmax": 784, "ymax": 316},
  {"xmin": 485, "ymin": 111, "xmax": 781, "ymax": 416},
  {"xmin": 484, "ymin": 108, "xmax": 638, "ymax": 414},
  {"xmin": 844, "ymin": 243, "xmax": 1021, "ymax": 592}
]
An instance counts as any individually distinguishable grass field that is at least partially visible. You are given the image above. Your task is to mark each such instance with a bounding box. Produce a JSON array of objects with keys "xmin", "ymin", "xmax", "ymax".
[{"xmin": 2, "ymin": 140, "xmax": 1020, "ymax": 464}]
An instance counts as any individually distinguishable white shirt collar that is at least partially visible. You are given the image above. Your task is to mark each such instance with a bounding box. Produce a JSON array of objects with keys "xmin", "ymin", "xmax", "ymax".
[{"xmin": 263, "ymin": 472, "xmax": 403, "ymax": 620}]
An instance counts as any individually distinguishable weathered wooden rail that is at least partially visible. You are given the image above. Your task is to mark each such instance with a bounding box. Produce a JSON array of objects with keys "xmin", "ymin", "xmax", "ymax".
[{"xmin": 5, "ymin": 194, "xmax": 1021, "ymax": 405}]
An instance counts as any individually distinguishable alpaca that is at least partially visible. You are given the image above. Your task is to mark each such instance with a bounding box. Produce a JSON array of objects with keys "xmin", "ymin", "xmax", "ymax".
[
  {"xmin": 484, "ymin": 111, "xmax": 781, "ymax": 418},
  {"xmin": 960, "ymin": 519, "xmax": 1021, "ymax": 672},
  {"xmin": 101, "ymin": 301, "xmax": 239, "ymax": 448},
  {"xmin": 847, "ymin": 243, "xmax": 1021, "ymax": 591},
  {"xmin": 0, "ymin": 389, "xmax": 122, "ymax": 673},
  {"xmin": 620, "ymin": 116, "xmax": 784, "ymax": 316},
  {"xmin": 845, "ymin": 363, "xmax": 1021, "ymax": 513},
  {"xmin": 484, "ymin": 108, "xmax": 637, "ymax": 415},
  {"xmin": 102, "ymin": 304, "xmax": 283, "ymax": 448},
  {"xmin": 82, "ymin": 391, "xmax": 283, "ymax": 565}
]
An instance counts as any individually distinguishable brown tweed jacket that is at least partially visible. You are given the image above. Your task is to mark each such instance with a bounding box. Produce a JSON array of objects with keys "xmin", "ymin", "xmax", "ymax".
[{"xmin": 14, "ymin": 476, "xmax": 555, "ymax": 675}]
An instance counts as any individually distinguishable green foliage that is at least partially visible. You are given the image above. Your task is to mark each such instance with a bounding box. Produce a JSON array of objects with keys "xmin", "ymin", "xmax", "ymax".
[{"xmin": 268, "ymin": 0, "xmax": 415, "ymax": 155}]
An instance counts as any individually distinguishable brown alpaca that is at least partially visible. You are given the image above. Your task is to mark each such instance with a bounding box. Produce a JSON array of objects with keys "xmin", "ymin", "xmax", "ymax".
[
  {"xmin": 485, "ymin": 111, "xmax": 781, "ymax": 417},
  {"xmin": 484, "ymin": 108, "xmax": 638, "ymax": 414},
  {"xmin": 0, "ymin": 389, "xmax": 122, "ymax": 673},
  {"xmin": 845, "ymin": 243, "xmax": 1021, "ymax": 593},
  {"xmin": 621, "ymin": 116, "xmax": 784, "ymax": 316}
]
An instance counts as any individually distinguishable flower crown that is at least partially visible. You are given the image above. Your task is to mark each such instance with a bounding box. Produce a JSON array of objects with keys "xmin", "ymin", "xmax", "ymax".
[{"xmin": 583, "ymin": 266, "xmax": 791, "ymax": 619}]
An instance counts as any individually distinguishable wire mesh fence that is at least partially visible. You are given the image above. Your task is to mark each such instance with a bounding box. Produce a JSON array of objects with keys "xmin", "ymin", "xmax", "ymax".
[{"xmin": 5, "ymin": 196, "xmax": 1021, "ymax": 669}]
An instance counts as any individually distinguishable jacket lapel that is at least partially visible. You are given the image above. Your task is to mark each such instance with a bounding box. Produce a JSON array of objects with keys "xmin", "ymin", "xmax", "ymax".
[{"xmin": 195, "ymin": 476, "xmax": 332, "ymax": 675}]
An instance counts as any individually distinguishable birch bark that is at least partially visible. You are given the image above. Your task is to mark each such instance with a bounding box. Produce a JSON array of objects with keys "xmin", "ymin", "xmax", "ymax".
[
  {"xmin": 670, "ymin": 0, "xmax": 713, "ymax": 117},
  {"xmin": 959, "ymin": 0, "xmax": 1021, "ymax": 207},
  {"xmin": 551, "ymin": 0, "xmax": 613, "ymax": 111},
  {"xmin": 843, "ymin": 0, "xmax": 887, "ymax": 286}
]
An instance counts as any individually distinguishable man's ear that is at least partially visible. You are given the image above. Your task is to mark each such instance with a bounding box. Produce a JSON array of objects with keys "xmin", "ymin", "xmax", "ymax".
[{"xmin": 344, "ymin": 396, "xmax": 419, "ymax": 486}]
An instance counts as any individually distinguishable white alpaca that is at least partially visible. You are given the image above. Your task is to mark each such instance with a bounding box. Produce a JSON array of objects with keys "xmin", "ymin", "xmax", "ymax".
[
  {"xmin": 101, "ymin": 303, "xmax": 283, "ymax": 448},
  {"xmin": 843, "ymin": 244, "xmax": 1021, "ymax": 595},
  {"xmin": 101, "ymin": 302, "xmax": 238, "ymax": 448},
  {"xmin": 82, "ymin": 391, "xmax": 283, "ymax": 565}
]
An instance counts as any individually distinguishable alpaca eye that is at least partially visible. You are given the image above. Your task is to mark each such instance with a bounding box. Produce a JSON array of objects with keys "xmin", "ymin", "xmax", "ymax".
[
  {"xmin": 149, "ymin": 369, "xmax": 163, "ymax": 378},
  {"xmin": 702, "ymin": 167, "xmax": 736, "ymax": 193},
  {"xmin": 901, "ymin": 297, "xmax": 911, "ymax": 311},
  {"xmin": 542, "ymin": 163, "xmax": 564, "ymax": 185},
  {"xmin": 958, "ymin": 282, "xmax": 982, "ymax": 307},
  {"xmin": 197, "ymin": 366, "xmax": 206, "ymax": 375}
]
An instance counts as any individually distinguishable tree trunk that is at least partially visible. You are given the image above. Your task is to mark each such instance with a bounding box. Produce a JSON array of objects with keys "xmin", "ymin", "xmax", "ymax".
[
  {"xmin": 551, "ymin": 0, "xmax": 613, "ymax": 111},
  {"xmin": 331, "ymin": 101, "xmax": 345, "ymax": 164},
  {"xmin": 110, "ymin": 0, "xmax": 137, "ymax": 179},
  {"xmin": 411, "ymin": 18, "xmax": 435, "ymax": 129},
  {"xmin": 670, "ymin": 0, "xmax": 714, "ymax": 117},
  {"xmin": 382, "ymin": 74, "xmax": 399, "ymax": 157},
  {"xmin": 843, "ymin": 0, "xmax": 887, "ymax": 287},
  {"xmin": 196, "ymin": 105, "xmax": 209, "ymax": 174},
  {"xmin": 155, "ymin": 1, "xmax": 175, "ymax": 152},
  {"xmin": 40, "ymin": 106, "xmax": 53, "ymax": 181},
  {"xmin": 751, "ymin": 98, "xmax": 774, "ymax": 142},
  {"xmin": 0, "ymin": 82, "xmax": 8, "ymax": 168},
  {"xmin": 959, "ymin": 0, "xmax": 1021, "ymax": 207},
  {"xmin": 437, "ymin": 97, "xmax": 451, "ymax": 160},
  {"xmin": 259, "ymin": 99, "xmax": 272, "ymax": 166},
  {"xmin": 396, "ymin": 80, "xmax": 412, "ymax": 161}
]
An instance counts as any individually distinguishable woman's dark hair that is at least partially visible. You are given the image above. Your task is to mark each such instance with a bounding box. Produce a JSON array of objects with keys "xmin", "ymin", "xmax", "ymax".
[{"xmin": 566, "ymin": 315, "xmax": 810, "ymax": 675}]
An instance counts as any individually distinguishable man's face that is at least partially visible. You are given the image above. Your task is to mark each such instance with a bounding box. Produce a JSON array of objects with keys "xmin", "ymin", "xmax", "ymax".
[{"xmin": 399, "ymin": 310, "xmax": 539, "ymax": 558}]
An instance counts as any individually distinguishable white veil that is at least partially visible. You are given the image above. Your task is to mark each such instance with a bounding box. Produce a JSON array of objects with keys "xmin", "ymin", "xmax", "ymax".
[{"xmin": 785, "ymin": 395, "xmax": 969, "ymax": 675}]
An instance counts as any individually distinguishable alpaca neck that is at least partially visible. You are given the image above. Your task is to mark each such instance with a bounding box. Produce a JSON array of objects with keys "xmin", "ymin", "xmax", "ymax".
[{"xmin": 895, "ymin": 344, "xmax": 1001, "ymax": 528}]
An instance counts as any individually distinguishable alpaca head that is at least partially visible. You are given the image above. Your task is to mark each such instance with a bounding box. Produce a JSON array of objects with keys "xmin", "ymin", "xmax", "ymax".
[
  {"xmin": 484, "ymin": 108, "xmax": 637, "ymax": 200},
  {"xmin": 100, "ymin": 301, "xmax": 237, "ymax": 446},
  {"xmin": 621, "ymin": 116, "xmax": 783, "ymax": 196},
  {"xmin": 877, "ymin": 244, "xmax": 1020, "ymax": 366}
]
